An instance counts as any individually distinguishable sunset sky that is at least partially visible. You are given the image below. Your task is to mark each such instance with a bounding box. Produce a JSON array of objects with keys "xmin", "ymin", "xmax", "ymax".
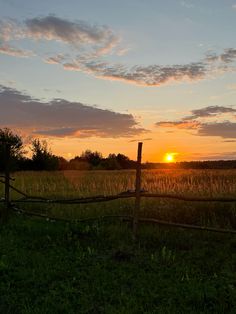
[{"xmin": 1, "ymin": 0, "xmax": 236, "ymax": 162}]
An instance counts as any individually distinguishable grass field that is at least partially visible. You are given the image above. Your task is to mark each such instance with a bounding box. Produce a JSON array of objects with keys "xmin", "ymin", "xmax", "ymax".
[
  {"xmin": 0, "ymin": 169, "xmax": 236, "ymax": 313},
  {"xmin": 1, "ymin": 169, "xmax": 236, "ymax": 227}
]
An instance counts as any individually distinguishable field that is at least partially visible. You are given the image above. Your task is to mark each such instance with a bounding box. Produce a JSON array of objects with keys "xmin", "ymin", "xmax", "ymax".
[
  {"xmin": 1, "ymin": 169, "xmax": 236, "ymax": 313},
  {"xmin": 2, "ymin": 169, "xmax": 236, "ymax": 227}
]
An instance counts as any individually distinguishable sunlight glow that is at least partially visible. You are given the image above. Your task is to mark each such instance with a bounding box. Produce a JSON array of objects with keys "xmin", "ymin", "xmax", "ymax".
[{"xmin": 164, "ymin": 153, "xmax": 176, "ymax": 163}]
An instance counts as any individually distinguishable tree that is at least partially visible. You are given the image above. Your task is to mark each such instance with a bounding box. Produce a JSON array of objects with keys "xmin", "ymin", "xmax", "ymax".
[
  {"xmin": 31, "ymin": 139, "xmax": 59, "ymax": 170},
  {"xmin": 116, "ymin": 153, "xmax": 135, "ymax": 169},
  {"xmin": 102, "ymin": 154, "xmax": 121, "ymax": 170},
  {"xmin": 69, "ymin": 156, "xmax": 91, "ymax": 170},
  {"xmin": 80, "ymin": 150, "xmax": 103, "ymax": 167},
  {"xmin": 57, "ymin": 157, "xmax": 69, "ymax": 170},
  {"xmin": 0, "ymin": 128, "xmax": 24, "ymax": 171}
]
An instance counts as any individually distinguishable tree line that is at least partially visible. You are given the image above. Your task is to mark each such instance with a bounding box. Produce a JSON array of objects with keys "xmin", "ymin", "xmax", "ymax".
[
  {"xmin": 1, "ymin": 128, "xmax": 236, "ymax": 171},
  {"xmin": 0, "ymin": 128, "xmax": 136, "ymax": 171}
]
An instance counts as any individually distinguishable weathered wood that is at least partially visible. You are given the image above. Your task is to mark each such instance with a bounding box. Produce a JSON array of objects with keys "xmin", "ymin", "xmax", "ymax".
[
  {"xmin": 139, "ymin": 193, "xmax": 236, "ymax": 202},
  {"xmin": 11, "ymin": 203, "xmax": 236, "ymax": 235},
  {"xmin": 5, "ymin": 189, "xmax": 236, "ymax": 205},
  {"xmin": 2, "ymin": 143, "xmax": 10, "ymax": 221},
  {"xmin": 137, "ymin": 217, "xmax": 236, "ymax": 234},
  {"xmin": 11, "ymin": 205, "xmax": 132, "ymax": 223},
  {"xmin": 133, "ymin": 142, "xmax": 143, "ymax": 240}
]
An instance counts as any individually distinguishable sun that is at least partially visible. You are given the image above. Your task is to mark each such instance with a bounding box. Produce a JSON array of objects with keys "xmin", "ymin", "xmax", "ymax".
[{"xmin": 164, "ymin": 153, "xmax": 176, "ymax": 163}]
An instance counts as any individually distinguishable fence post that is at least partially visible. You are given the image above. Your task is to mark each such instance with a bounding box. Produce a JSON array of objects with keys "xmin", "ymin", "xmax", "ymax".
[
  {"xmin": 3, "ymin": 143, "xmax": 10, "ymax": 221},
  {"xmin": 133, "ymin": 142, "xmax": 143, "ymax": 240}
]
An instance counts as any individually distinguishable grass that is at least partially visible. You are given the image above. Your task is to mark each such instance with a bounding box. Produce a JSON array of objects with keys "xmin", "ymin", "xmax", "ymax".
[
  {"xmin": 6, "ymin": 169, "xmax": 236, "ymax": 199},
  {"xmin": 1, "ymin": 169, "xmax": 236, "ymax": 313},
  {"xmin": 0, "ymin": 215, "xmax": 236, "ymax": 313},
  {"xmin": 1, "ymin": 169, "xmax": 236, "ymax": 228}
]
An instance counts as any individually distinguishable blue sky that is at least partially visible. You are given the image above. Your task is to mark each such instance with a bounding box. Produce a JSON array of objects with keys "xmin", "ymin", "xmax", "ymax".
[{"xmin": 1, "ymin": 0, "xmax": 236, "ymax": 161}]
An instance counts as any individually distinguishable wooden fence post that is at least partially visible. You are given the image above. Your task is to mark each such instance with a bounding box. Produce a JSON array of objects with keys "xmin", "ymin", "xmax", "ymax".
[
  {"xmin": 133, "ymin": 142, "xmax": 143, "ymax": 240},
  {"xmin": 3, "ymin": 143, "xmax": 10, "ymax": 221}
]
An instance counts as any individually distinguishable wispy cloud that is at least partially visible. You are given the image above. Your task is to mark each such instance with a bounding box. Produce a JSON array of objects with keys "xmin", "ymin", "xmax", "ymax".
[
  {"xmin": 1, "ymin": 15, "xmax": 236, "ymax": 87},
  {"xmin": 156, "ymin": 105, "xmax": 236, "ymax": 138},
  {"xmin": 61, "ymin": 59, "xmax": 207, "ymax": 86},
  {"xmin": 0, "ymin": 16, "xmax": 119, "ymax": 56},
  {"xmin": 44, "ymin": 54, "xmax": 66, "ymax": 64},
  {"xmin": 81, "ymin": 61, "xmax": 207, "ymax": 86},
  {"xmin": 0, "ymin": 85, "xmax": 146, "ymax": 138},
  {"xmin": 0, "ymin": 44, "xmax": 33, "ymax": 57},
  {"xmin": 186, "ymin": 105, "xmax": 236, "ymax": 119},
  {"xmin": 197, "ymin": 122, "xmax": 236, "ymax": 138},
  {"xmin": 222, "ymin": 140, "xmax": 236, "ymax": 143},
  {"xmin": 25, "ymin": 16, "xmax": 119, "ymax": 55},
  {"xmin": 60, "ymin": 48, "xmax": 236, "ymax": 86},
  {"xmin": 156, "ymin": 120, "xmax": 200, "ymax": 129},
  {"xmin": 205, "ymin": 48, "xmax": 236, "ymax": 64},
  {"xmin": 191, "ymin": 151, "xmax": 236, "ymax": 160},
  {"xmin": 180, "ymin": 1, "xmax": 194, "ymax": 9}
]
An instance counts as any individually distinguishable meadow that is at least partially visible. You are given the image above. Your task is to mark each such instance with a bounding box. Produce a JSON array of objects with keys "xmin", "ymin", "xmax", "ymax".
[
  {"xmin": 2, "ymin": 169, "xmax": 236, "ymax": 228},
  {"xmin": 1, "ymin": 169, "xmax": 236, "ymax": 313}
]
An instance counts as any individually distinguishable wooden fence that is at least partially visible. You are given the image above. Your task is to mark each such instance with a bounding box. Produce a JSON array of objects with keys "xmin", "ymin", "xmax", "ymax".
[{"xmin": 1, "ymin": 141, "xmax": 236, "ymax": 237}]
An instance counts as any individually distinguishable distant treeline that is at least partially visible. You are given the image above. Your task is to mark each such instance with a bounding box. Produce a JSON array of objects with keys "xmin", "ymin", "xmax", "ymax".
[
  {"xmin": 4, "ymin": 150, "xmax": 137, "ymax": 171},
  {"xmin": 16, "ymin": 156, "xmax": 236, "ymax": 171},
  {"xmin": 1, "ymin": 128, "xmax": 236, "ymax": 171},
  {"xmin": 145, "ymin": 160, "xmax": 236, "ymax": 170}
]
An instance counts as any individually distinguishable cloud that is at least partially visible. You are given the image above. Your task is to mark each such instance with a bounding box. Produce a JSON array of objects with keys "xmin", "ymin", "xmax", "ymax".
[
  {"xmin": 232, "ymin": 4, "xmax": 236, "ymax": 9},
  {"xmin": 191, "ymin": 151, "xmax": 236, "ymax": 160},
  {"xmin": 60, "ymin": 47, "xmax": 236, "ymax": 86},
  {"xmin": 1, "ymin": 15, "xmax": 236, "ymax": 87},
  {"xmin": 205, "ymin": 48, "xmax": 236, "ymax": 64},
  {"xmin": 0, "ymin": 15, "xmax": 120, "ymax": 58},
  {"xmin": 180, "ymin": 1, "xmax": 194, "ymax": 8},
  {"xmin": 0, "ymin": 85, "xmax": 146, "ymax": 138},
  {"xmin": 44, "ymin": 54, "xmax": 66, "ymax": 64},
  {"xmin": 197, "ymin": 122, "xmax": 236, "ymax": 138},
  {"xmin": 62, "ymin": 60, "xmax": 207, "ymax": 86},
  {"xmin": 222, "ymin": 140, "xmax": 236, "ymax": 143},
  {"xmin": 155, "ymin": 105, "xmax": 236, "ymax": 138},
  {"xmin": 0, "ymin": 44, "xmax": 33, "ymax": 57},
  {"xmin": 219, "ymin": 48, "xmax": 236, "ymax": 63},
  {"xmin": 186, "ymin": 105, "xmax": 236, "ymax": 119},
  {"xmin": 156, "ymin": 120, "xmax": 200, "ymax": 129},
  {"xmin": 25, "ymin": 16, "xmax": 119, "ymax": 54}
]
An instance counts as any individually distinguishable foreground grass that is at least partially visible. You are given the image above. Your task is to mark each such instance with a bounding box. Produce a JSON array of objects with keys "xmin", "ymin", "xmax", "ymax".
[{"xmin": 0, "ymin": 215, "xmax": 236, "ymax": 313}]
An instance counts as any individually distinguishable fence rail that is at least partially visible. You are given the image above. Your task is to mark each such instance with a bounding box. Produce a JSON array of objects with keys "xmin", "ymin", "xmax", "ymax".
[
  {"xmin": 3, "ymin": 192, "xmax": 236, "ymax": 204},
  {"xmin": 1, "ymin": 142, "xmax": 236, "ymax": 237}
]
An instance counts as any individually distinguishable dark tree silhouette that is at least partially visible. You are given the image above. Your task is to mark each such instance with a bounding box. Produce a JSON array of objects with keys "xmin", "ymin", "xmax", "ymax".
[
  {"xmin": 80, "ymin": 150, "xmax": 103, "ymax": 167},
  {"xmin": 0, "ymin": 128, "xmax": 24, "ymax": 171},
  {"xmin": 31, "ymin": 139, "xmax": 59, "ymax": 171}
]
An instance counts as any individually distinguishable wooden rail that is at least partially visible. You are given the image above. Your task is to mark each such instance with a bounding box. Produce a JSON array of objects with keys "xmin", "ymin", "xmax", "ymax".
[
  {"xmin": 4, "ymin": 192, "xmax": 236, "ymax": 204},
  {"xmin": 1, "ymin": 142, "xmax": 236, "ymax": 236}
]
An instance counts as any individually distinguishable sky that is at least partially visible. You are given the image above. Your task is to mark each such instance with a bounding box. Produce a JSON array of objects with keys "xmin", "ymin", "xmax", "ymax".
[{"xmin": 1, "ymin": 0, "xmax": 236, "ymax": 162}]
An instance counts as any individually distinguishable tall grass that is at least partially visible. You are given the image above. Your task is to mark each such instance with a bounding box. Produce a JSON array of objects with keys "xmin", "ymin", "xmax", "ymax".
[{"xmin": 1, "ymin": 169, "xmax": 236, "ymax": 228}]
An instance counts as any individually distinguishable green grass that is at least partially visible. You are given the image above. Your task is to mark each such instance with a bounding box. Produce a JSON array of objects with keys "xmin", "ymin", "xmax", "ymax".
[
  {"xmin": 0, "ymin": 215, "xmax": 236, "ymax": 313},
  {"xmin": 1, "ymin": 169, "xmax": 236, "ymax": 228},
  {"xmin": 1, "ymin": 170, "xmax": 236, "ymax": 313}
]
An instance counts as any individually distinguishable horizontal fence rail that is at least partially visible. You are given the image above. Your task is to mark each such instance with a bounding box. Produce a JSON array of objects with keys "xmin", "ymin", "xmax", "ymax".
[
  {"xmin": 1, "ymin": 142, "xmax": 236, "ymax": 237},
  {"xmin": 2, "ymin": 189, "xmax": 236, "ymax": 204},
  {"xmin": 2, "ymin": 180, "xmax": 236, "ymax": 205},
  {"xmin": 2, "ymin": 176, "xmax": 236, "ymax": 205}
]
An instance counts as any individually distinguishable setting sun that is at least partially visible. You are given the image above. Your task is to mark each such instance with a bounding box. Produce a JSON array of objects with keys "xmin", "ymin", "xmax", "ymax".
[{"xmin": 164, "ymin": 153, "xmax": 176, "ymax": 163}]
